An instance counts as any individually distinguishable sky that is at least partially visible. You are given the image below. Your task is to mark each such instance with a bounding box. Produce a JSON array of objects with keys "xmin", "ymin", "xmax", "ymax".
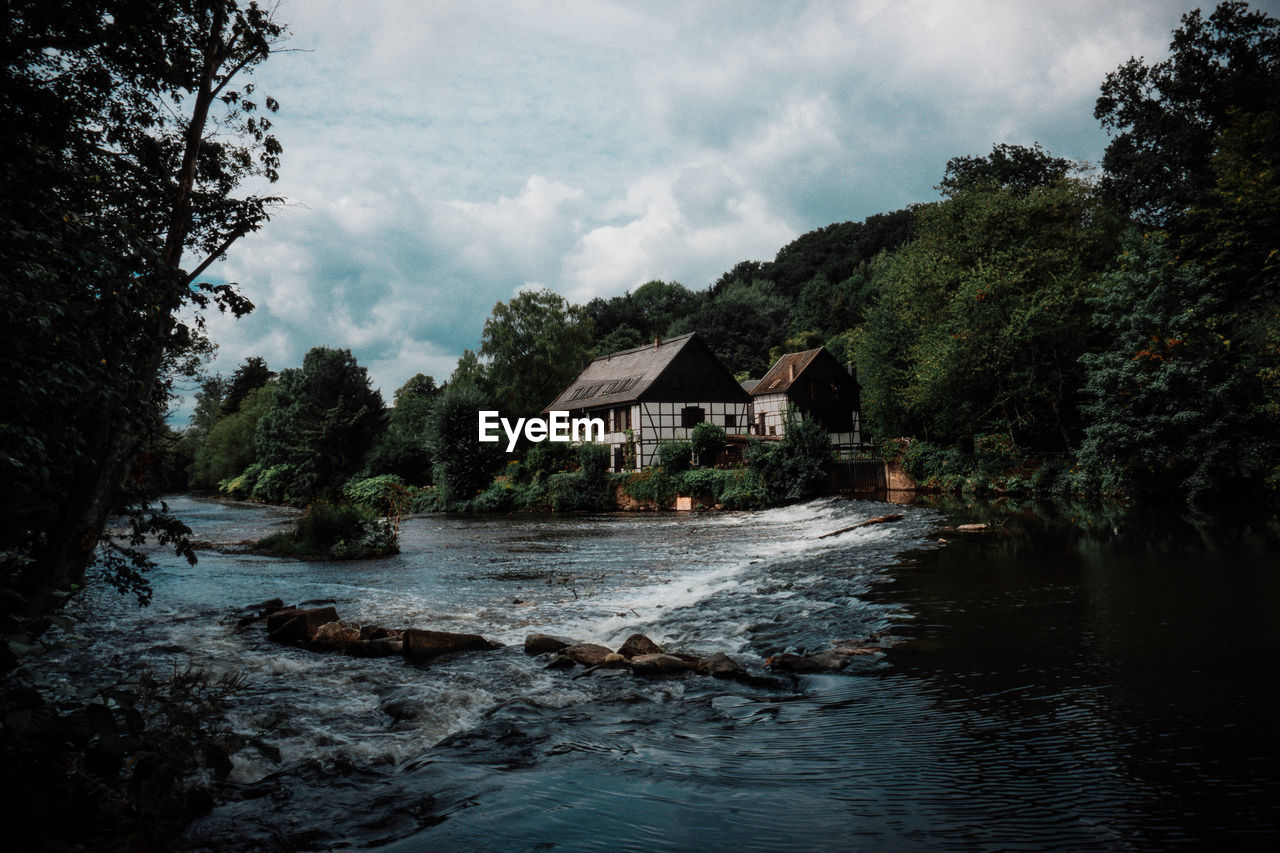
[{"xmin": 185, "ymin": 0, "xmax": 1277, "ymax": 415}]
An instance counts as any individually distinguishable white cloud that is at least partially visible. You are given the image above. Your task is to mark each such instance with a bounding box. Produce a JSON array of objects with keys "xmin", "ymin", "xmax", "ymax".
[{"xmin": 182, "ymin": 0, "xmax": 1205, "ymax": 420}]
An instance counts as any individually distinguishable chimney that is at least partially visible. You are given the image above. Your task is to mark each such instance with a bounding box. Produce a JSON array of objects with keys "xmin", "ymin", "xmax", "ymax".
[
  {"xmin": 654, "ymin": 335, "xmax": 662, "ymax": 349},
  {"xmin": 788, "ymin": 362, "xmax": 796, "ymax": 381}
]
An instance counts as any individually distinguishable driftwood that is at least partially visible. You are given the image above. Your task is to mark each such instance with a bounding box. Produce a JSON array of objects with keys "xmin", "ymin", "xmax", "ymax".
[{"xmin": 817, "ymin": 513, "xmax": 904, "ymax": 540}]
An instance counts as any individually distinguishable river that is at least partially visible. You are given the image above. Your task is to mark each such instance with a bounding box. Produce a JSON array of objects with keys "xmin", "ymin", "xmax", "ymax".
[{"xmin": 54, "ymin": 494, "xmax": 1280, "ymax": 850}]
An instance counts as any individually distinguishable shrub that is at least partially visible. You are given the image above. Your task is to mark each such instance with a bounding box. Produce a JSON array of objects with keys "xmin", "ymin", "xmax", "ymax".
[
  {"xmin": 690, "ymin": 422, "xmax": 726, "ymax": 465},
  {"xmin": 524, "ymin": 441, "xmax": 577, "ymax": 481},
  {"xmin": 250, "ymin": 463, "xmax": 297, "ymax": 504},
  {"xmin": 619, "ymin": 469, "xmax": 677, "ymax": 508},
  {"xmin": 657, "ymin": 440, "xmax": 693, "ymax": 474},
  {"xmin": 342, "ymin": 474, "xmax": 410, "ymax": 516},
  {"xmin": 469, "ymin": 481, "xmax": 516, "ymax": 513},
  {"xmin": 254, "ymin": 500, "xmax": 397, "ymax": 559}
]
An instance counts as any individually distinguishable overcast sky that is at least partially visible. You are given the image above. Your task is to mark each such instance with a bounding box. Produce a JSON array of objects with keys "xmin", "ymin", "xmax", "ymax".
[{"xmin": 187, "ymin": 0, "xmax": 1278, "ymax": 413}]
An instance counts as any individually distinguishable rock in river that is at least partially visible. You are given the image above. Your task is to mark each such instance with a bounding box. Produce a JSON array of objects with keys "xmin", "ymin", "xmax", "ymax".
[
  {"xmin": 562, "ymin": 643, "xmax": 615, "ymax": 667},
  {"xmin": 617, "ymin": 633, "xmax": 663, "ymax": 658},
  {"xmin": 524, "ymin": 633, "xmax": 575, "ymax": 655},
  {"xmin": 630, "ymin": 653, "xmax": 692, "ymax": 675},
  {"xmin": 266, "ymin": 606, "xmax": 339, "ymax": 645},
  {"xmin": 402, "ymin": 628, "xmax": 503, "ymax": 665}
]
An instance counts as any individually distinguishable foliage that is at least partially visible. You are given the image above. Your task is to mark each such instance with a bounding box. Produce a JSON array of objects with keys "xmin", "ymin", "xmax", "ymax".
[
  {"xmin": 1095, "ymin": 0, "xmax": 1280, "ymax": 229},
  {"xmin": 481, "ymin": 288, "xmax": 594, "ymax": 417},
  {"xmin": 253, "ymin": 347, "xmax": 385, "ymax": 503},
  {"xmin": 747, "ymin": 410, "xmax": 832, "ymax": 504},
  {"xmin": 221, "ymin": 357, "xmax": 275, "ymax": 416},
  {"xmin": 522, "ymin": 441, "xmax": 578, "ymax": 481},
  {"xmin": 686, "ymin": 278, "xmax": 791, "ymax": 377},
  {"xmin": 938, "ymin": 142, "xmax": 1075, "ymax": 196},
  {"xmin": 342, "ymin": 474, "xmax": 412, "ymax": 517},
  {"xmin": 427, "ymin": 382, "xmax": 503, "ymax": 509},
  {"xmin": 584, "ymin": 280, "xmax": 703, "ymax": 352},
  {"xmin": 1077, "ymin": 232, "xmax": 1276, "ymax": 503},
  {"xmin": 856, "ymin": 172, "xmax": 1117, "ymax": 450},
  {"xmin": 690, "ymin": 422, "xmax": 727, "ymax": 464},
  {"xmin": 254, "ymin": 500, "xmax": 397, "ymax": 560},
  {"xmin": 658, "ymin": 440, "xmax": 694, "ymax": 474},
  {"xmin": 1, "ymin": 664, "xmax": 253, "ymax": 851},
  {"xmin": 617, "ymin": 469, "xmax": 678, "ymax": 509},
  {"xmin": 364, "ymin": 373, "xmax": 438, "ymax": 485},
  {"xmin": 1, "ymin": 0, "xmax": 288, "ymax": 629},
  {"xmin": 191, "ymin": 384, "xmax": 275, "ymax": 488}
]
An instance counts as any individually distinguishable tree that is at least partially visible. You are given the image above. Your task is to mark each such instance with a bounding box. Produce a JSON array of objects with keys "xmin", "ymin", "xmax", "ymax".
[
  {"xmin": 254, "ymin": 348, "xmax": 385, "ymax": 502},
  {"xmin": 1095, "ymin": 1, "xmax": 1280, "ymax": 229},
  {"xmin": 1, "ymin": 1, "xmax": 287, "ymax": 631},
  {"xmin": 690, "ymin": 278, "xmax": 791, "ymax": 377},
  {"xmin": 938, "ymin": 142, "xmax": 1075, "ymax": 197},
  {"xmin": 191, "ymin": 384, "xmax": 274, "ymax": 488},
  {"xmin": 222, "ymin": 356, "xmax": 275, "ymax": 415},
  {"xmin": 428, "ymin": 383, "xmax": 503, "ymax": 507},
  {"xmin": 1078, "ymin": 233, "xmax": 1268, "ymax": 501},
  {"xmin": 856, "ymin": 171, "xmax": 1117, "ymax": 449},
  {"xmin": 365, "ymin": 374, "xmax": 439, "ymax": 485},
  {"xmin": 480, "ymin": 288, "xmax": 594, "ymax": 416}
]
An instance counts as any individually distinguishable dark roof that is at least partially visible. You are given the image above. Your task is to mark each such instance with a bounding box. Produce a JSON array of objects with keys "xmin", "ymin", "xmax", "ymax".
[
  {"xmin": 544, "ymin": 333, "xmax": 745, "ymax": 412},
  {"xmin": 751, "ymin": 347, "xmax": 824, "ymax": 395},
  {"xmin": 739, "ymin": 379, "xmax": 759, "ymax": 394}
]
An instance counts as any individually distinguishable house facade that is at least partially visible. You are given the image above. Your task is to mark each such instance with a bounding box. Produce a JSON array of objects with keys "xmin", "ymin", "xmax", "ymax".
[
  {"xmin": 750, "ymin": 347, "xmax": 861, "ymax": 453},
  {"xmin": 542, "ymin": 333, "xmax": 752, "ymax": 471}
]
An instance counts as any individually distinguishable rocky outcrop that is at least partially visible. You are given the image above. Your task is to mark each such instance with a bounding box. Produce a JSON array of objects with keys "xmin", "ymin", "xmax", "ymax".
[
  {"xmin": 402, "ymin": 628, "xmax": 503, "ymax": 665},
  {"xmin": 562, "ymin": 643, "xmax": 616, "ymax": 667},
  {"xmin": 524, "ymin": 633, "xmax": 574, "ymax": 655},
  {"xmin": 266, "ymin": 606, "xmax": 339, "ymax": 645},
  {"xmin": 696, "ymin": 651, "xmax": 747, "ymax": 679},
  {"xmin": 629, "ymin": 653, "xmax": 692, "ymax": 675},
  {"xmin": 311, "ymin": 620, "xmax": 362, "ymax": 652},
  {"xmin": 617, "ymin": 633, "xmax": 663, "ymax": 658},
  {"xmin": 766, "ymin": 641, "xmax": 884, "ymax": 673}
]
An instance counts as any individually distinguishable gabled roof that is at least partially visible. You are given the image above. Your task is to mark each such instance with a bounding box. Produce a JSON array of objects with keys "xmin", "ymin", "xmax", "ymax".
[
  {"xmin": 751, "ymin": 347, "xmax": 825, "ymax": 395},
  {"xmin": 544, "ymin": 332, "xmax": 745, "ymax": 412}
]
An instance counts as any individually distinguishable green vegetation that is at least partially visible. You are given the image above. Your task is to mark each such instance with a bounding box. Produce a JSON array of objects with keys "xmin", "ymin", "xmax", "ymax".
[
  {"xmin": 253, "ymin": 500, "xmax": 398, "ymax": 560},
  {"xmin": 169, "ymin": 0, "xmax": 1278, "ymax": 518}
]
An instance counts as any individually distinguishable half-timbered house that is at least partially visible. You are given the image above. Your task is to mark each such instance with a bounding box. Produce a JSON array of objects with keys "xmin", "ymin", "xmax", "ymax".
[
  {"xmin": 542, "ymin": 333, "xmax": 750, "ymax": 471},
  {"xmin": 750, "ymin": 346, "xmax": 861, "ymax": 453}
]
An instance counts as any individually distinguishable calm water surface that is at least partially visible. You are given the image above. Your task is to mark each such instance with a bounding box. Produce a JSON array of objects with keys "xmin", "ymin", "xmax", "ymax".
[{"xmin": 56, "ymin": 495, "xmax": 1280, "ymax": 850}]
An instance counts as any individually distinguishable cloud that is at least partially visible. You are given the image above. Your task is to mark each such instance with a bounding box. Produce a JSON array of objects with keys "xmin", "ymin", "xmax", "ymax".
[{"xmin": 184, "ymin": 0, "xmax": 1205, "ymax": 418}]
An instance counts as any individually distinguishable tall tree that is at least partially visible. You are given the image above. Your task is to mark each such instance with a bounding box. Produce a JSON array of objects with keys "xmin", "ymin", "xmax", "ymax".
[
  {"xmin": 480, "ymin": 288, "xmax": 594, "ymax": 416},
  {"xmin": 1, "ymin": 1, "xmax": 287, "ymax": 631},
  {"xmin": 254, "ymin": 348, "xmax": 385, "ymax": 502},
  {"xmin": 1094, "ymin": 0, "xmax": 1280, "ymax": 229}
]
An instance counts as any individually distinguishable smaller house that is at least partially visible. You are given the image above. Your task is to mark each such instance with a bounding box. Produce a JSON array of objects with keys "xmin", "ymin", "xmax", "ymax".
[
  {"xmin": 750, "ymin": 347, "xmax": 861, "ymax": 453},
  {"xmin": 542, "ymin": 333, "xmax": 751, "ymax": 472}
]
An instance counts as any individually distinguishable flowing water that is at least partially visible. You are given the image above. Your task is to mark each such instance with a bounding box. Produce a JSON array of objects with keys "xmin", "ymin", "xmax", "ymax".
[{"xmin": 52, "ymin": 495, "xmax": 1280, "ymax": 850}]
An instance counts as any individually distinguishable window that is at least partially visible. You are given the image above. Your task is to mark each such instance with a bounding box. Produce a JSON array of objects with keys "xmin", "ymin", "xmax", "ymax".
[
  {"xmin": 681, "ymin": 406, "xmax": 705, "ymax": 427},
  {"xmin": 724, "ymin": 413, "xmax": 736, "ymax": 429}
]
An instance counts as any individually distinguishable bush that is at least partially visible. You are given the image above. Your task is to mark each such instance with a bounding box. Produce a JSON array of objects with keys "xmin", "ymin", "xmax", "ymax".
[
  {"xmin": 657, "ymin": 440, "xmax": 693, "ymax": 474},
  {"xmin": 690, "ymin": 422, "xmax": 726, "ymax": 465},
  {"xmin": 250, "ymin": 463, "xmax": 297, "ymax": 504},
  {"xmin": 469, "ymin": 481, "xmax": 517, "ymax": 513},
  {"xmin": 524, "ymin": 441, "xmax": 577, "ymax": 481},
  {"xmin": 342, "ymin": 474, "xmax": 410, "ymax": 515},
  {"xmin": 254, "ymin": 500, "xmax": 397, "ymax": 559},
  {"xmin": 618, "ymin": 469, "xmax": 677, "ymax": 508}
]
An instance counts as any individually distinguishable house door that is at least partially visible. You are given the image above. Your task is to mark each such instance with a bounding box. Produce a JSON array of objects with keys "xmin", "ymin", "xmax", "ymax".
[{"xmin": 612, "ymin": 444, "xmax": 624, "ymax": 471}]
